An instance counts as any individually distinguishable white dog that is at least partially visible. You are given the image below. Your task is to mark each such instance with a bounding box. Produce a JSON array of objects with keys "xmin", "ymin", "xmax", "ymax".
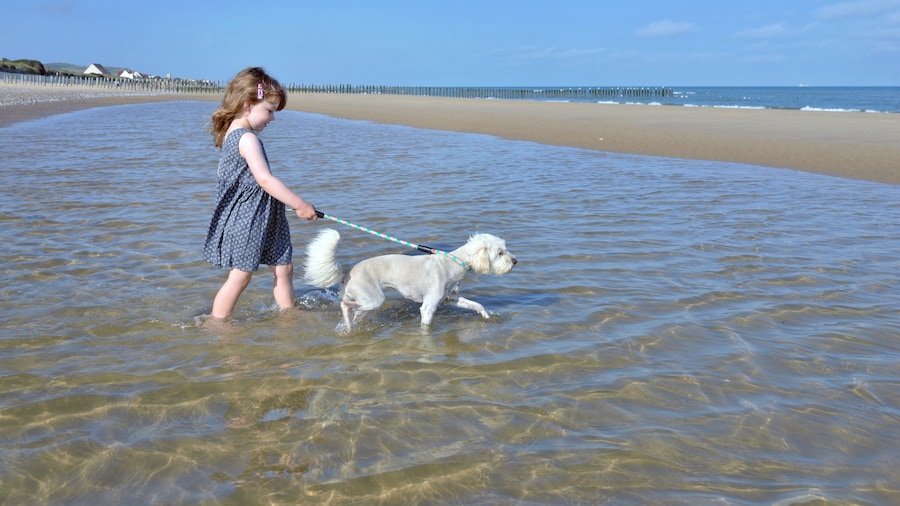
[{"xmin": 304, "ymin": 228, "xmax": 516, "ymax": 332}]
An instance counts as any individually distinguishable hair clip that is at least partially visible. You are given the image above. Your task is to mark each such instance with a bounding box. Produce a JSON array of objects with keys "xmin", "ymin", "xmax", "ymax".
[{"xmin": 257, "ymin": 83, "xmax": 264, "ymax": 99}]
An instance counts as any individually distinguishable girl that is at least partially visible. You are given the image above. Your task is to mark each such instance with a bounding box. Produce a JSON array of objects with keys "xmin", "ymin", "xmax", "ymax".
[{"xmin": 203, "ymin": 67, "xmax": 318, "ymax": 319}]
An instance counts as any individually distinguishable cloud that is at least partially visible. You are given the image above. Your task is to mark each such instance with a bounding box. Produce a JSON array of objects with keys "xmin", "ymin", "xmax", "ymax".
[
  {"xmin": 493, "ymin": 46, "xmax": 607, "ymax": 62},
  {"xmin": 812, "ymin": 0, "xmax": 900, "ymax": 54},
  {"xmin": 735, "ymin": 22, "xmax": 788, "ymax": 39},
  {"xmin": 514, "ymin": 47, "xmax": 558, "ymax": 60},
  {"xmin": 814, "ymin": 0, "xmax": 900, "ymax": 20},
  {"xmin": 40, "ymin": 2, "xmax": 76, "ymax": 14},
  {"xmin": 740, "ymin": 53, "xmax": 787, "ymax": 63},
  {"xmin": 635, "ymin": 20, "xmax": 695, "ymax": 38},
  {"xmin": 557, "ymin": 48, "xmax": 608, "ymax": 59}
]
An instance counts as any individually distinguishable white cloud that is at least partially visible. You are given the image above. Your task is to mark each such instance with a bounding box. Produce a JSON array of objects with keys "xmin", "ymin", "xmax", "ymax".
[
  {"xmin": 557, "ymin": 48, "xmax": 608, "ymax": 59},
  {"xmin": 814, "ymin": 0, "xmax": 900, "ymax": 20},
  {"xmin": 636, "ymin": 20, "xmax": 695, "ymax": 38},
  {"xmin": 40, "ymin": 2, "xmax": 76, "ymax": 14},
  {"xmin": 494, "ymin": 46, "xmax": 607, "ymax": 62},
  {"xmin": 735, "ymin": 22, "xmax": 788, "ymax": 39},
  {"xmin": 740, "ymin": 53, "xmax": 787, "ymax": 63},
  {"xmin": 517, "ymin": 47, "xmax": 558, "ymax": 60},
  {"xmin": 812, "ymin": 0, "xmax": 900, "ymax": 55}
]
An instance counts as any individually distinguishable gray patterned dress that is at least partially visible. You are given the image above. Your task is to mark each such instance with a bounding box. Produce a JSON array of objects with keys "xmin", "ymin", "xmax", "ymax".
[{"xmin": 203, "ymin": 128, "xmax": 292, "ymax": 271}]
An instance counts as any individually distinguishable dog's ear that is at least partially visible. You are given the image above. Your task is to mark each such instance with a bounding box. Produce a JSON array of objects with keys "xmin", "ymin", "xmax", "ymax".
[{"xmin": 468, "ymin": 242, "xmax": 492, "ymax": 274}]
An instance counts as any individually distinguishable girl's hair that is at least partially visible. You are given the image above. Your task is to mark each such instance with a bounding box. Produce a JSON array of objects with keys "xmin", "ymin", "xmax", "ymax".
[{"xmin": 208, "ymin": 67, "xmax": 287, "ymax": 147}]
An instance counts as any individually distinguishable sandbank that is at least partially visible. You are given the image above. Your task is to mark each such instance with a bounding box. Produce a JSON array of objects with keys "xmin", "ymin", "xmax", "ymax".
[
  {"xmin": 285, "ymin": 93, "xmax": 900, "ymax": 185},
  {"xmin": 0, "ymin": 83, "xmax": 218, "ymax": 128},
  {"xmin": 2, "ymin": 83, "xmax": 897, "ymax": 185}
]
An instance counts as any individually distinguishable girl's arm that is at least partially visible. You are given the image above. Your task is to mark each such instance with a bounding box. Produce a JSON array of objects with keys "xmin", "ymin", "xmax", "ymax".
[{"xmin": 239, "ymin": 132, "xmax": 317, "ymax": 220}]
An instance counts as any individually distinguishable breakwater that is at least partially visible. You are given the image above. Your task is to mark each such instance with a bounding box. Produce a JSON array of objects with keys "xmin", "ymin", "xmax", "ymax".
[
  {"xmin": 0, "ymin": 71, "xmax": 219, "ymax": 93},
  {"xmin": 1, "ymin": 71, "xmax": 671, "ymax": 100},
  {"xmin": 285, "ymin": 84, "xmax": 674, "ymax": 100}
]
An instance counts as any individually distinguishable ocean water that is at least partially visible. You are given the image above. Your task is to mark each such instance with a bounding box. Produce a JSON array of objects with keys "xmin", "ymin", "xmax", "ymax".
[
  {"xmin": 543, "ymin": 86, "xmax": 900, "ymax": 113},
  {"xmin": 667, "ymin": 86, "xmax": 900, "ymax": 113},
  {"xmin": 1, "ymin": 101, "xmax": 899, "ymax": 505}
]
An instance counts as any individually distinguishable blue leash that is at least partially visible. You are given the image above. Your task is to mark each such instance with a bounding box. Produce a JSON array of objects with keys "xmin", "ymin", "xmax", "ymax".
[{"xmin": 290, "ymin": 209, "xmax": 469, "ymax": 270}]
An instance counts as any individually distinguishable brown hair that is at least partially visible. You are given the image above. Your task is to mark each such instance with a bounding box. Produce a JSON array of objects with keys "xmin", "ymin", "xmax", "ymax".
[{"xmin": 208, "ymin": 67, "xmax": 287, "ymax": 147}]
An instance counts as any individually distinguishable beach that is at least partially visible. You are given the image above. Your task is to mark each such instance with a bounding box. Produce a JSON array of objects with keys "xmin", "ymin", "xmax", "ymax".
[
  {"xmin": 286, "ymin": 93, "xmax": 900, "ymax": 185},
  {"xmin": 0, "ymin": 84, "xmax": 218, "ymax": 128},
  {"xmin": 2, "ymin": 83, "xmax": 898, "ymax": 184}
]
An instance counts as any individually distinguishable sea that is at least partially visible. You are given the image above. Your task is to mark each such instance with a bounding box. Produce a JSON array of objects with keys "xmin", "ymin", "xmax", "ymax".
[
  {"xmin": 667, "ymin": 86, "xmax": 900, "ymax": 113},
  {"xmin": 0, "ymin": 90, "xmax": 898, "ymax": 505},
  {"xmin": 525, "ymin": 85, "xmax": 900, "ymax": 113}
]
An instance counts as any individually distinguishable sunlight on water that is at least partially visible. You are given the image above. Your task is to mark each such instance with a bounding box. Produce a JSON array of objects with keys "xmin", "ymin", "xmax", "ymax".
[{"xmin": 1, "ymin": 102, "xmax": 898, "ymax": 504}]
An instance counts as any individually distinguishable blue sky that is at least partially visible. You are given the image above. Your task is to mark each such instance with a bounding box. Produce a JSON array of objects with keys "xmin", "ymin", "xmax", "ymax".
[{"xmin": 3, "ymin": 0, "xmax": 899, "ymax": 86}]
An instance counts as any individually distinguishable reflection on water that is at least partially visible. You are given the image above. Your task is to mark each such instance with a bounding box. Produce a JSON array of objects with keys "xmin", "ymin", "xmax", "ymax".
[{"xmin": 1, "ymin": 102, "xmax": 898, "ymax": 504}]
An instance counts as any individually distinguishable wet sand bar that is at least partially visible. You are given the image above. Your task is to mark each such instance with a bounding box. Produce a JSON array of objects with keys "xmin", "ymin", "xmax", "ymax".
[
  {"xmin": 2, "ymin": 84, "xmax": 898, "ymax": 185},
  {"xmin": 286, "ymin": 93, "xmax": 900, "ymax": 185}
]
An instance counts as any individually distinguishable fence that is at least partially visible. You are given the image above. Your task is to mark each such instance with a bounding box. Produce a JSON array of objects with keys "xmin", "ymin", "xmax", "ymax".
[
  {"xmin": 285, "ymin": 84, "xmax": 673, "ymax": 100},
  {"xmin": 0, "ymin": 71, "xmax": 220, "ymax": 93},
  {"xmin": 2, "ymin": 71, "xmax": 672, "ymax": 101}
]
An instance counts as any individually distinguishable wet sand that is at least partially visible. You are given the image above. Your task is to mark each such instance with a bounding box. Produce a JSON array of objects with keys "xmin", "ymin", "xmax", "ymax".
[
  {"xmin": 0, "ymin": 84, "xmax": 218, "ymax": 128},
  {"xmin": 286, "ymin": 93, "xmax": 900, "ymax": 185},
  {"xmin": 2, "ymin": 84, "xmax": 898, "ymax": 184}
]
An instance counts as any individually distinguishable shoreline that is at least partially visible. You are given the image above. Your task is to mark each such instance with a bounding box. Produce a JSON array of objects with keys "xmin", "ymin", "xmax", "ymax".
[
  {"xmin": 2, "ymin": 84, "xmax": 898, "ymax": 185},
  {"xmin": 285, "ymin": 93, "xmax": 900, "ymax": 185},
  {"xmin": 0, "ymin": 83, "xmax": 219, "ymax": 128}
]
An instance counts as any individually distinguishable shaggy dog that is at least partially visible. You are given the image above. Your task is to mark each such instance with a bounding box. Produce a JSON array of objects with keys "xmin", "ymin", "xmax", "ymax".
[{"xmin": 304, "ymin": 229, "xmax": 516, "ymax": 332}]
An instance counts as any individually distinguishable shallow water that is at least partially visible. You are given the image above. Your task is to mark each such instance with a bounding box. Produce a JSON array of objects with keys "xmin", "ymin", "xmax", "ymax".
[{"xmin": 1, "ymin": 101, "xmax": 898, "ymax": 505}]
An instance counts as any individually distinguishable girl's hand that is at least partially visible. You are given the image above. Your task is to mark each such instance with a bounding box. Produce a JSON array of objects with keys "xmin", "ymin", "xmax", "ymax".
[{"xmin": 294, "ymin": 201, "xmax": 318, "ymax": 221}]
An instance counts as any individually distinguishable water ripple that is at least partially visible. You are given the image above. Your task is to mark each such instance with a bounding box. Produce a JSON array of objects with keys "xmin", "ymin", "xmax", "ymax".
[{"xmin": 1, "ymin": 102, "xmax": 898, "ymax": 504}]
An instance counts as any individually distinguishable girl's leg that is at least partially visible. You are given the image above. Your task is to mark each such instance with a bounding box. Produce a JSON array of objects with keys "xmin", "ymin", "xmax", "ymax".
[
  {"xmin": 211, "ymin": 268, "xmax": 253, "ymax": 319},
  {"xmin": 270, "ymin": 263, "xmax": 296, "ymax": 310}
]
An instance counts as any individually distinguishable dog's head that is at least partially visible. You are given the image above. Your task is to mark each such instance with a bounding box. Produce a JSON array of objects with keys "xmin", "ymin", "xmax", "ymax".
[{"xmin": 465, "ymin": 234, "xmax": 517, "ymax": 275}]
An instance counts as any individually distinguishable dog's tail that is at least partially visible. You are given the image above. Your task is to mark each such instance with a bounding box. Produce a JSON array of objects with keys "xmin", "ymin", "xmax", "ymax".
[{"xmin": 303, "ymin": 228, "xmax": 343, "ymax": 288}]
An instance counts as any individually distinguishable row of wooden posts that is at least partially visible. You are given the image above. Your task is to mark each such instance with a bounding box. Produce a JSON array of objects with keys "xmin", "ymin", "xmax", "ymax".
[
  {"xmin": 1, "ymin": 71, "xmax": 220, "ymax": 93},
  {"xmin": 2, "ymin": 71, "xmax": 673, "ymax": 100},
  {"xmin": 283, "ymin": 84, "xmax": 674, "ymax": 99}
]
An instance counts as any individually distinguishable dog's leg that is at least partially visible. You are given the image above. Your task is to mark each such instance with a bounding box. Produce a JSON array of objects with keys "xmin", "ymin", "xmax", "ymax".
[
  {"xmin": 340, "ymin": 300, "xmax": 357, "ymax": 332},
  {"xmin": 454, "ymin": 296, "xmax": 490, "ymax": 319},
  {"xmin": 419, "ymin": 298, "xmax": 439, "ymax": 326},
  {"xmin": 340, "ymin": 272, "xmax": 385, "ymax": 332}
]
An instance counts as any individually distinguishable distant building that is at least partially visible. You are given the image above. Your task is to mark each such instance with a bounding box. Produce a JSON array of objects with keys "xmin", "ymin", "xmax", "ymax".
[
  {"xmin": 83, "ymin": 63, "xmax": 109, "ymax": 76},
  {"xmin": 118, "ymin": 69, "xmax": 145, "ymax": 80}
]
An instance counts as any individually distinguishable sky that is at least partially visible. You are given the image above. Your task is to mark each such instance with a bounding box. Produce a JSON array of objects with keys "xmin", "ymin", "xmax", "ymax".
[{"xmin": 3, "ymin": 0, "xmax": 899, "ymax": 86}]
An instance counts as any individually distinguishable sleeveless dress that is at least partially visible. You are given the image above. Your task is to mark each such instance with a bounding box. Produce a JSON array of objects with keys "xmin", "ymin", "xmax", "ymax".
[{"xmin": 202, "ymin": 128, "xmax": 292, "ymax": 271}]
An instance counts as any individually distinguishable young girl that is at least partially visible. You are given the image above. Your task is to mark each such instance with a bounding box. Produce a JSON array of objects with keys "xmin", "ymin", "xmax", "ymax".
[{"xmin": 202, "ymin": 67, "xmax": 318, "ymax": 319}]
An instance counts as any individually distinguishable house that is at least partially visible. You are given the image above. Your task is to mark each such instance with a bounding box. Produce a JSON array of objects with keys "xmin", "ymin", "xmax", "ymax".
[
  {"xmin": 118, "ymin": 69, "xmax": 145, "ymax": 80},
  {"xmin": 83, "ymin": 63, "xmax": 109, "ymax": 76}
]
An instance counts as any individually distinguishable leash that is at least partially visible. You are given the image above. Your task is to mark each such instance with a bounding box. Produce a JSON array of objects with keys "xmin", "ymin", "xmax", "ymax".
[{"xmin": 289, "ymin": 209, "xmax": 469, "ymax": 270}]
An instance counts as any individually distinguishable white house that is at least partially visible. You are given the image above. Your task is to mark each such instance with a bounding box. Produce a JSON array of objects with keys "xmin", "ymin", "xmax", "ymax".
[
  {"xmin": 118, "ymin": 69, "xmax": 145, "ymax": 80},
  {"xmin": 83, "ymin": 63, "xmax": 109, "ymax": 76}
]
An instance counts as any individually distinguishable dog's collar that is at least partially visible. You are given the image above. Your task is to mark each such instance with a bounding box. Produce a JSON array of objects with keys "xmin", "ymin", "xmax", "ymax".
[{"xmin": 423, "ymin": 247, "xmax": 469, "ymax": 270}]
